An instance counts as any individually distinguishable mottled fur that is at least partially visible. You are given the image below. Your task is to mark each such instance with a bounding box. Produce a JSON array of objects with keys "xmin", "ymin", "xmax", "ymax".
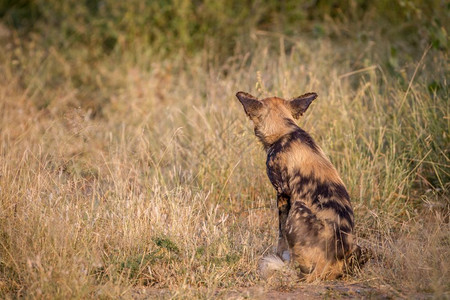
[{"xmin": 236, "ymin": 91, "xmax": 358, "ymax": 281}]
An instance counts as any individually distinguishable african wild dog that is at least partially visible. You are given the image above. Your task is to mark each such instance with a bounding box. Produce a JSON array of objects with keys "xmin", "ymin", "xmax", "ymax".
[{"xmin": 236, "ymin": 91, "xmax": 359, "ymax": 281}]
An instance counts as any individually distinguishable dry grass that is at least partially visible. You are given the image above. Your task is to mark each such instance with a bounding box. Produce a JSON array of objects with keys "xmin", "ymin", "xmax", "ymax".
[{"xmin": 0, "ymin": 27, "xmax": 449, "ymax": 299}]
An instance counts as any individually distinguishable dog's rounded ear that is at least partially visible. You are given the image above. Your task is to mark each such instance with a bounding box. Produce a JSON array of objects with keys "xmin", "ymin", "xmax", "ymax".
[
  {"xmin": 236, "ymin": 91, "xmax": 263, "ymax": 119},
  {"xmin": 288, "ymin": 92, "xmax": 318, "ymax": 119}
]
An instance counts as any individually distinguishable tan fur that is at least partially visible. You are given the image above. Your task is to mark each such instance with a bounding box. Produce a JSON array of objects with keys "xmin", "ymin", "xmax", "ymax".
[
  {"xmin": 283, "ymin": 143, "xmax": 344, "ymax": 185},
  {"xmin": 236, "ymin": 91, "xmax": 358, "ymax": 281}
]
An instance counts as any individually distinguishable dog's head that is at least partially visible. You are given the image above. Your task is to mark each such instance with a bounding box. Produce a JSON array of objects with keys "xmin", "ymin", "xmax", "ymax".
[{"xmin": 236, "ymin": 91, "xmax": 317, "ymax": 147}]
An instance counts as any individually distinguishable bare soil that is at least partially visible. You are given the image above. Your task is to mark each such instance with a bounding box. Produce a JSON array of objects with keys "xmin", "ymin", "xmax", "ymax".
[{"xmin": 132, "ymin": 282, "xmax": 435, "ymax": 299}]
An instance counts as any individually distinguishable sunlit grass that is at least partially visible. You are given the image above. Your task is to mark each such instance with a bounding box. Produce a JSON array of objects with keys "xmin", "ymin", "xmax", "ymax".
[{"xmin": 0, "ymin": 21, "xmax": 448, "ymax": 298}]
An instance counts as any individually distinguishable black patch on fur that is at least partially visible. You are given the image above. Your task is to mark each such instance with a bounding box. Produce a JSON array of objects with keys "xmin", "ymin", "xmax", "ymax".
[
  {"xmin": 266, "ymin": 162, "xmax": 288, "ymax": 192},
  {"xmin": 285, "ymin": 173, "xmax": 354, "ymax": 228},
  {"xmin": 340, "ymin": 224, "xmax": 352, "ymax": 234},
  {"xmin": 293, "ymin": 173, "xmax": 313, "ymax": 190},
  {"xmin": 283, "ymin": 118, "xmax": 299, "ymax": 128},
  {"xmin": 282, "ymin": 119, "xmax": 320, "ymax": 153},
  {"xmin": 286, "ymin": 201, "xmax": 325, "ymax": 252},
  {"xmin": 264, "ymin": 119, "xmax": 319, "ymax": 154},
  {"xmin": 332, "ymin": 183, "xmax": 350, "ymax": 200},
  {"xmin": 277, "ymin": 193, "xmax": 291, "ymax": 241},
  {"xmin": 289, "ymin": 202, "xmax": 323, "ymax": 237},
  {"xmin": 319, "ymin": 200, "xmax": 354, "ymax": 228},
  {"xmin": 327, "ymin": 221, "xmax": 353, "ymax": 260},
  {"xmin": 313, "ymin": 181, "xmax": 334, "ymax": 199},
  {"xmin": 294, "ymin": 176, "xmax": 315, "ymax": 199}
]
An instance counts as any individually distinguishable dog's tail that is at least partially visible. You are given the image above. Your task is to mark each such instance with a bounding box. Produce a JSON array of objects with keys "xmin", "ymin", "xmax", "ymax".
[
  {"xmin": 346, "ymin": 244, "xmax": 372, "ymax": 273},
  {"xmin": 258, "ymin": 254, "xmax": 287, "ymax": 279}
]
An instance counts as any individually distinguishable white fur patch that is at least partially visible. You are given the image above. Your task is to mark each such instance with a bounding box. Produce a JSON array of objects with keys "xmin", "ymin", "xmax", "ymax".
[{"xmin": 258, "ymin": 255, "xmax": 286, "ymax": 279}]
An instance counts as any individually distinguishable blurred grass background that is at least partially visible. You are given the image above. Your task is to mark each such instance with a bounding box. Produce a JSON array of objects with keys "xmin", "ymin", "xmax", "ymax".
[
  {"xmin": 0, "ymin": 0, "xmax": 448, "ymax": 114},
  {"xmin": 0, "ymin": 0, "xmax": 449, "ymax": 298}
]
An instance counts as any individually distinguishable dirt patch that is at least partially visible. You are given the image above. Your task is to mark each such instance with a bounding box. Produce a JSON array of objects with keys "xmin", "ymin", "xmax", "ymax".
[
  {"xmin": 131, "ymin": 282, "xmax": 417, "ymax": 299},
  {"xmin": 218, "ymin": 283, "xmax": 393, "ymax": 299}
]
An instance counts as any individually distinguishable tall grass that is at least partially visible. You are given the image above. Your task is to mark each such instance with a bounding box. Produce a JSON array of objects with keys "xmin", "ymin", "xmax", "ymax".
[{"xmin": 0, "ymin": 1, "xmax": 449, "ymax": 298}]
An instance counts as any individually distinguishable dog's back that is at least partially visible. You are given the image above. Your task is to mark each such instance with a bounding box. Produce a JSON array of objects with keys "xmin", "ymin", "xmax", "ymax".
[
  {"xmin": 236, "ymin": 92, "xmax": 357, "ymax": 281},
  {"xmin": 268, "ymin": 125, "xmax": 355, "ymax": 280}
]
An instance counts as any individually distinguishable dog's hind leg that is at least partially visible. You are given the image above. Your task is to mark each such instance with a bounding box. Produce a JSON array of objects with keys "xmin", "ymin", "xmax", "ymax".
[{"xmin": 285, "ymin": 201, "xmax": 327, "ymax": 275}]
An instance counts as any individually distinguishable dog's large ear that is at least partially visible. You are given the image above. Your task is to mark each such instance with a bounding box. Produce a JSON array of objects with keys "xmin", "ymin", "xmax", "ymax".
[
  {"xmin": 288, "ymin": 92, "xmax": 318, "ymax": 119},
  {"xmin": 236, "ymin": 91, "xmax": 263, "ymax": 119}
]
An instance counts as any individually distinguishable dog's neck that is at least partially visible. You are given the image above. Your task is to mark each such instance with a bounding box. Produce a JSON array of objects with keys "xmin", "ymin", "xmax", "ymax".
[{"xmin": 256, "ymin": 118, "xmax": 302, "ymax": 152}]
